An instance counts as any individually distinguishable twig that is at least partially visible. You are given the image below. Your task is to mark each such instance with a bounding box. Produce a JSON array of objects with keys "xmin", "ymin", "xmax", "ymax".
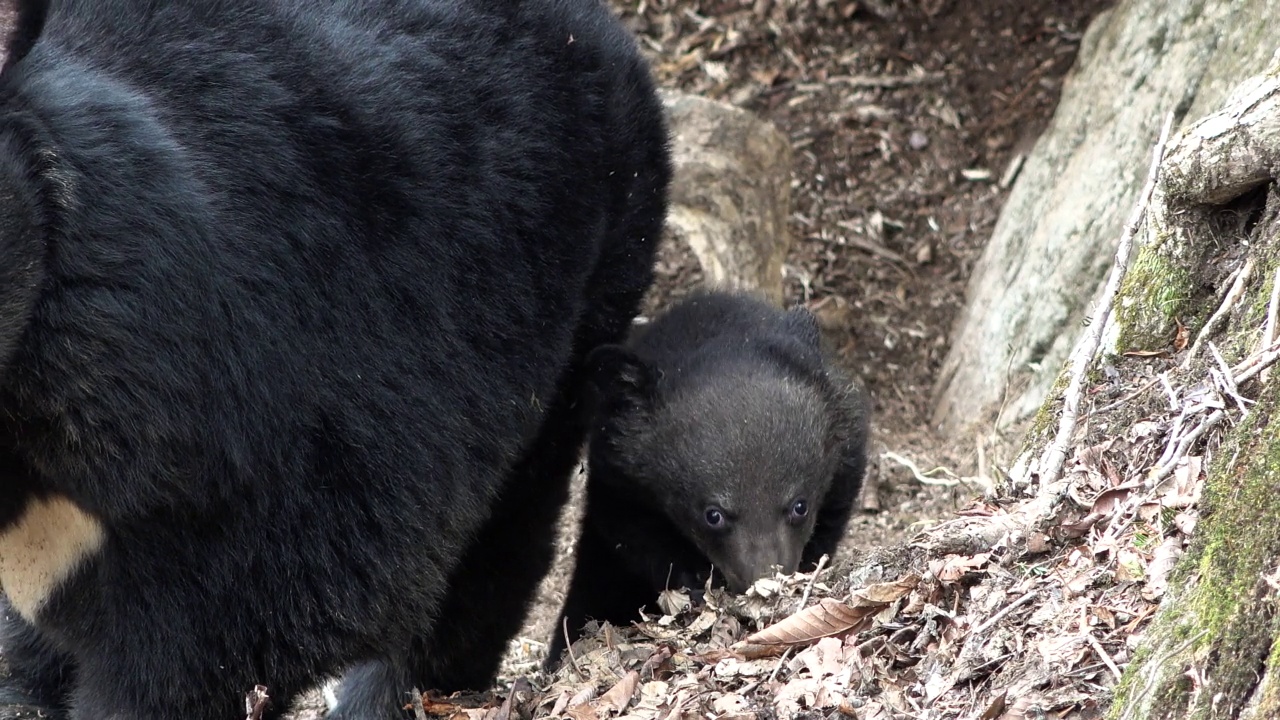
[
  {"xmin": 1231, "ymin": 335, "xmax": 1280, "ymax": 376},
  {"xmin": 1263, "ymin": 266, "xmax": 1280, "ymax": 382},
  {"xmin": 1182, "ymin": 258, "xmax": 1255, "ymax": 370},
  {"xmin": 1086, "ymin": 632, "xmax": 1124, "ymax": 682},
  {"xmin": 764, "ymin": 556, "xmax": 830, "ymax": 686},
  {"xmin": 881, "ymin": 451, "xmax": 963, "ymax": 487},
  {"xmin": 412, "ymin": 689, "xmax": 430, "ymax": 720},
  {"xmin": 827, "ymin": 72, "xmax": 945, "ymax": 88},
  {"xmin": 562, "ymin": 617, "xmax": 585, "ymax": 680},
  {"xmin": 1234, "ymin": 341, "xmax": 1280, "ymax": 386},
  {"xmin": 798, "ymin": 554, "xmax": 828, "ymax": 610},
  {"xmin": 1159, "ymin": 371, "xmax": 1179, "ymax": 410},
  {"xmin": 1093, "ymin": 376, "xmax": 1162, "ymax": 415},
  {"xmin": 1149, "ymin": 409, "xmax": 1225, "ymax": 484},
  {"xmin": 1116, "ymin": 630, "xmax": 1208, "ymax": 720},
  {"xmin": 970, "ymin": 591, "xmax": 1038, "ymax": 636},
  {"xmin": 1153, "ymin": 409, "xmax": 1190, "ymax": 470},
  {"xmin": 763, "ymin": 648, "xmax": 794, "ymax": 687},
  {"xmin": 977, "ymin": 435, "xmax": 989, "ymax": 488},
  {"xmin": 1039, "ymin": 112, "xmax": 1175, "ymax": 486},
  {"xmin": 245, "ymin": 685, "xmax": 270, "ymax": 720},
  {"xmin": 1209, "ymin": 342, "xmax": 1251, "ymax": 413}
]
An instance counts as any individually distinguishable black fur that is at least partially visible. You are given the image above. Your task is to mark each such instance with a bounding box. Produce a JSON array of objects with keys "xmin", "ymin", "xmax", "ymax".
[
  {"xmin": 546, "ymin": 290, "xmax": 869, "ymax": 668},
  {"xmin": 0, "ymin": 0, "xmax": 669, "ymax": 718}
]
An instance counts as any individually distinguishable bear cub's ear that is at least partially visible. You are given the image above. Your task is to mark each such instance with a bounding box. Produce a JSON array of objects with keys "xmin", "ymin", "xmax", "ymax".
[
  {"xmin": 3, "ymin": 0, "xmax": 51, "ymax": 72},
  {"xmin": 585, "ymin": 344, "xmax": 656, "ymax": 411},
  {"xmin": 782, "ymin": 305, "xmax": 821, "ymax": 349}
]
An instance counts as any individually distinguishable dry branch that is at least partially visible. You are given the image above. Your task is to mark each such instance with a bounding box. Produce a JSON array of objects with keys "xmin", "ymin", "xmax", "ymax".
[
  {"xmin": 1038, "ymin": 112, "xmax": 1175, "ymax": 487},
  {"xmin": 1183, "ymin": 258, "xmax": 1254, "ymax": 370}
]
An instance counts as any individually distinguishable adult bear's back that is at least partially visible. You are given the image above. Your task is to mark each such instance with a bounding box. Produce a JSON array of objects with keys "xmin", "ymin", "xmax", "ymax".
[{"xmin": 0, "ymin": 1, "xmax": 668, "ymax": 717}]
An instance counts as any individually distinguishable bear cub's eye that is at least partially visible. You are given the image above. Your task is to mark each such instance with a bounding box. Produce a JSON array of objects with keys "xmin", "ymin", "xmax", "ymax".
[
  {"xmin": 789, "ymin": 499, "xmax": 809, "ymax": 521},
  {"xmin": 704, "ymin": 506, "xmax": 727, "ymax": 529}
]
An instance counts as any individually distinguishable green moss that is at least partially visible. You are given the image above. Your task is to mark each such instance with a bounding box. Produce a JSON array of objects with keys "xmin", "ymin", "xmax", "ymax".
[
  {"xmin": 1109, "ymin": 381, "xmax": 1280, "ymax": 719},
  {"xmin": 1024, "ymin": 364, "xmax": 1071, "ymax": 451},
  {"xmin": 1251, "ymin": 636, "xmax": 1280, "ymax": 717},
  {"xmin": 1114, "ymin": 243, "xmax": 1195, "ymax": 353}
]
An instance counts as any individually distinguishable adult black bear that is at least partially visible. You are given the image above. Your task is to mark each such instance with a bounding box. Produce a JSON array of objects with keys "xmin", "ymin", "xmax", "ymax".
[
  {"xmin": 0, "ymin": 0, "xmax": 670, "ymax": 718},
  {"xmin": 545, "ymin": 290, "xmax": 869, "ymax": 668}
]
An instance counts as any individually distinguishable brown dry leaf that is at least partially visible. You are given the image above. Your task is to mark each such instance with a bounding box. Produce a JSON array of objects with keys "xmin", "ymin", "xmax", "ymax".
[
  {"xmin": 774, "ymin": 677, "xmax": 820, "ymax": 717},
  {"xmin": 1025, "ymin": 532, "xmax": 1051, "ymax": 555},
  {"xmin": 685, "ymin": 607, "xmax": 717, "ymax": 636},
  {"xmin": 1143, "ymin": 536, "xmax": 1184, "ymax": 601},
  {"xmin": 742, "ymin": 575, "xmax": 918, "ymax": 647},
  {"xmin": 693, "ymin": 648, "xmax": 741, "ymax": 664},
  {"xmin": 491, "ymin": 681, "xmax": 528, "ymax": 720},
  {"xmin": 712, "ymin": 693, "xmax": 750, "ymax": 715},
  {"xmin": 1089, "ymin": 484, "xmax": 1138, "ymax": 516},
  {"xmin": 1064, "ymin": 569, "xmax": 1096, "ymax": 598},
  {"xmin": 1093, "ymin": 606, "xmax": 1116, "ymax": 630},
  {"xmin": 422, "ymin": 697, "xmax": 467, "ymax": 716},
  {"xmin": 566, "ymin": 704, "xmax": 599, "ymax": 720},
  {"xmin": 545, "ymin": 689, "xmax": 575, "ymax": 718},
  {"xmin": 1174, "ymin": 318, "xmax": 1190, "ymax": 351},
  {"xmin": 594, "ymin": 671, "xmax": 640, "ymax": 716},
  {"xmin": 731, "ymin": 642, "xmax": 789, "ymax": 660},
  {"xmin": 998, "ymin": 692, "xmax": 1045, "ymax": 720},
  {"xmin": 1115, "ymin": 548, "xmax": 1146, "ymax": 583},
  {"xmin": 656, "ymin": 589, "xmax": 691, "ymax": 616},
  {"xmin": 932, "ymin": 552, "xmax": 990, "ymax": 582},
  {"xmin": 1163, "ymin": 456, "xmax": 1203, "ymax": 508},
  {"xmin": 566, "ymin": 685, "xmax": 596, "ymax": 710},
  {"xmin": 1037, "ymin": 635, "xmax": 1086, "ymax": 672},
  {"xmin": 852, "ymin": 574, "xmax": 920, "ymax": 604},
  {"xmin": 1057, "ymin": 513, "xmax": 1103, "ymax": 539},
  {"xmin": 978, "ymin": 690, "xmax": 1008, "ymax": 720},
  {"xmin": 797, "ymin": 636, "xmax": 847, "ymax": 679}
]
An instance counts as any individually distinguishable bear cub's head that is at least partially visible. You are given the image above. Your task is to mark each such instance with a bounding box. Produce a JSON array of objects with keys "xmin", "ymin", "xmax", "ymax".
[{"xmin": 584, "ymin": 290, "xmax": 861, "ymax": 594}]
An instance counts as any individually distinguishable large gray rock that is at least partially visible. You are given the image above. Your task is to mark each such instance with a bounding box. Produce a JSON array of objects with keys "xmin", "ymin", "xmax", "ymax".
[
  {"xmin": 930, "ymin": 0, "xmax": 1280, "ymax": 435},
  {"xmin": 659, "ymin": 91, "xmax": 794, "ymax": 306}
]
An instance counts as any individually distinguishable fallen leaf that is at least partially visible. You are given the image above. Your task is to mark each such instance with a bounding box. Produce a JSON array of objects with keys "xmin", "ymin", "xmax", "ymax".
[
  {"xmin": 933, "ymin": 553, "xmax": 991, "ymax": 582},
  {"xmin": 1024, "ymin": 532, "xmax": 1052, "ymax": 555},
  {"xmin": 693, "ymin": 648, "xmax": 741, "ymax": 664},
  {"xmin": 1174, "ymin": 510, "xmax": 1198, "ymax": 536},
  {"xmin": 566, "ymin": 705, "xmax": 598, "ymax": 720},
  {"xmin": 656, "ymin": 589, "xmax": 690, "ymax": 616},
  {"xmin": 978, "ymin": 690, "xmax": 1008, "ymax": 719},
  {"xmin": 1089, "ymin": 485, "xmax": 1138, "ymax": 516},
  {"xmin": 1143, "ymin": 536, "xmax": 1184, "ymax": 600},
  {"xmin": 1174, "ymin": 318, "xmax": 1190, "ymax": 351},
  {"xmin": 1037, "ymin": 635, "xmax": 1086, "ymax": 671},
  {"xmin": 686, "ymin": 608, "xmax": 717, "ymax": 636},
  {"xmin": 595, "ymin": 672, "xmax": 639, "ymax": 716},
  {"xmin": 1092, "ymin": 606, "xmax": 1116, "ymax": 630},
  {"xmin": 1115, "ymin": 549, "xmax": 1146, "ymax": 582},
  {"xmin": 712, "ymin": 694, "xmax": 749, "ymax": 715},
  {"xmin": 741, "ymin": 576, "xmax": 917, "ymax": 648}
]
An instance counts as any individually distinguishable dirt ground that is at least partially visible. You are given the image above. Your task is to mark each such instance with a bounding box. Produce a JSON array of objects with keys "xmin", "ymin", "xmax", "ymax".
[{"xmin": 496, "ymin": 0, "xmax": 1117, "ymax": 675}]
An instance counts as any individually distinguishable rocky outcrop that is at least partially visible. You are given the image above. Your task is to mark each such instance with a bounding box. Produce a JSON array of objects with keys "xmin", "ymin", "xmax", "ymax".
[
  {"xmin": 659, "ymin": 91, "xmax": 794, "ymax": 306},
  {"xmin": 930, "ymin": 0, "xmax": 1280, "ymax": 435}
]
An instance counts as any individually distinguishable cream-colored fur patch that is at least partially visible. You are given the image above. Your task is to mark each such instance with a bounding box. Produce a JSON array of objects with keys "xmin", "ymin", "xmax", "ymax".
[{"xmin": 0, "ymin": 496, "xmax": 105, "ymax": 621}]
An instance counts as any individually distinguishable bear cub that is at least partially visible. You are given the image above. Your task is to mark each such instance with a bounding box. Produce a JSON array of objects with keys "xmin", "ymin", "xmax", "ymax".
[{"xmin": 546, "ymin": 289, "xmax": 870, "ymax": 668}]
